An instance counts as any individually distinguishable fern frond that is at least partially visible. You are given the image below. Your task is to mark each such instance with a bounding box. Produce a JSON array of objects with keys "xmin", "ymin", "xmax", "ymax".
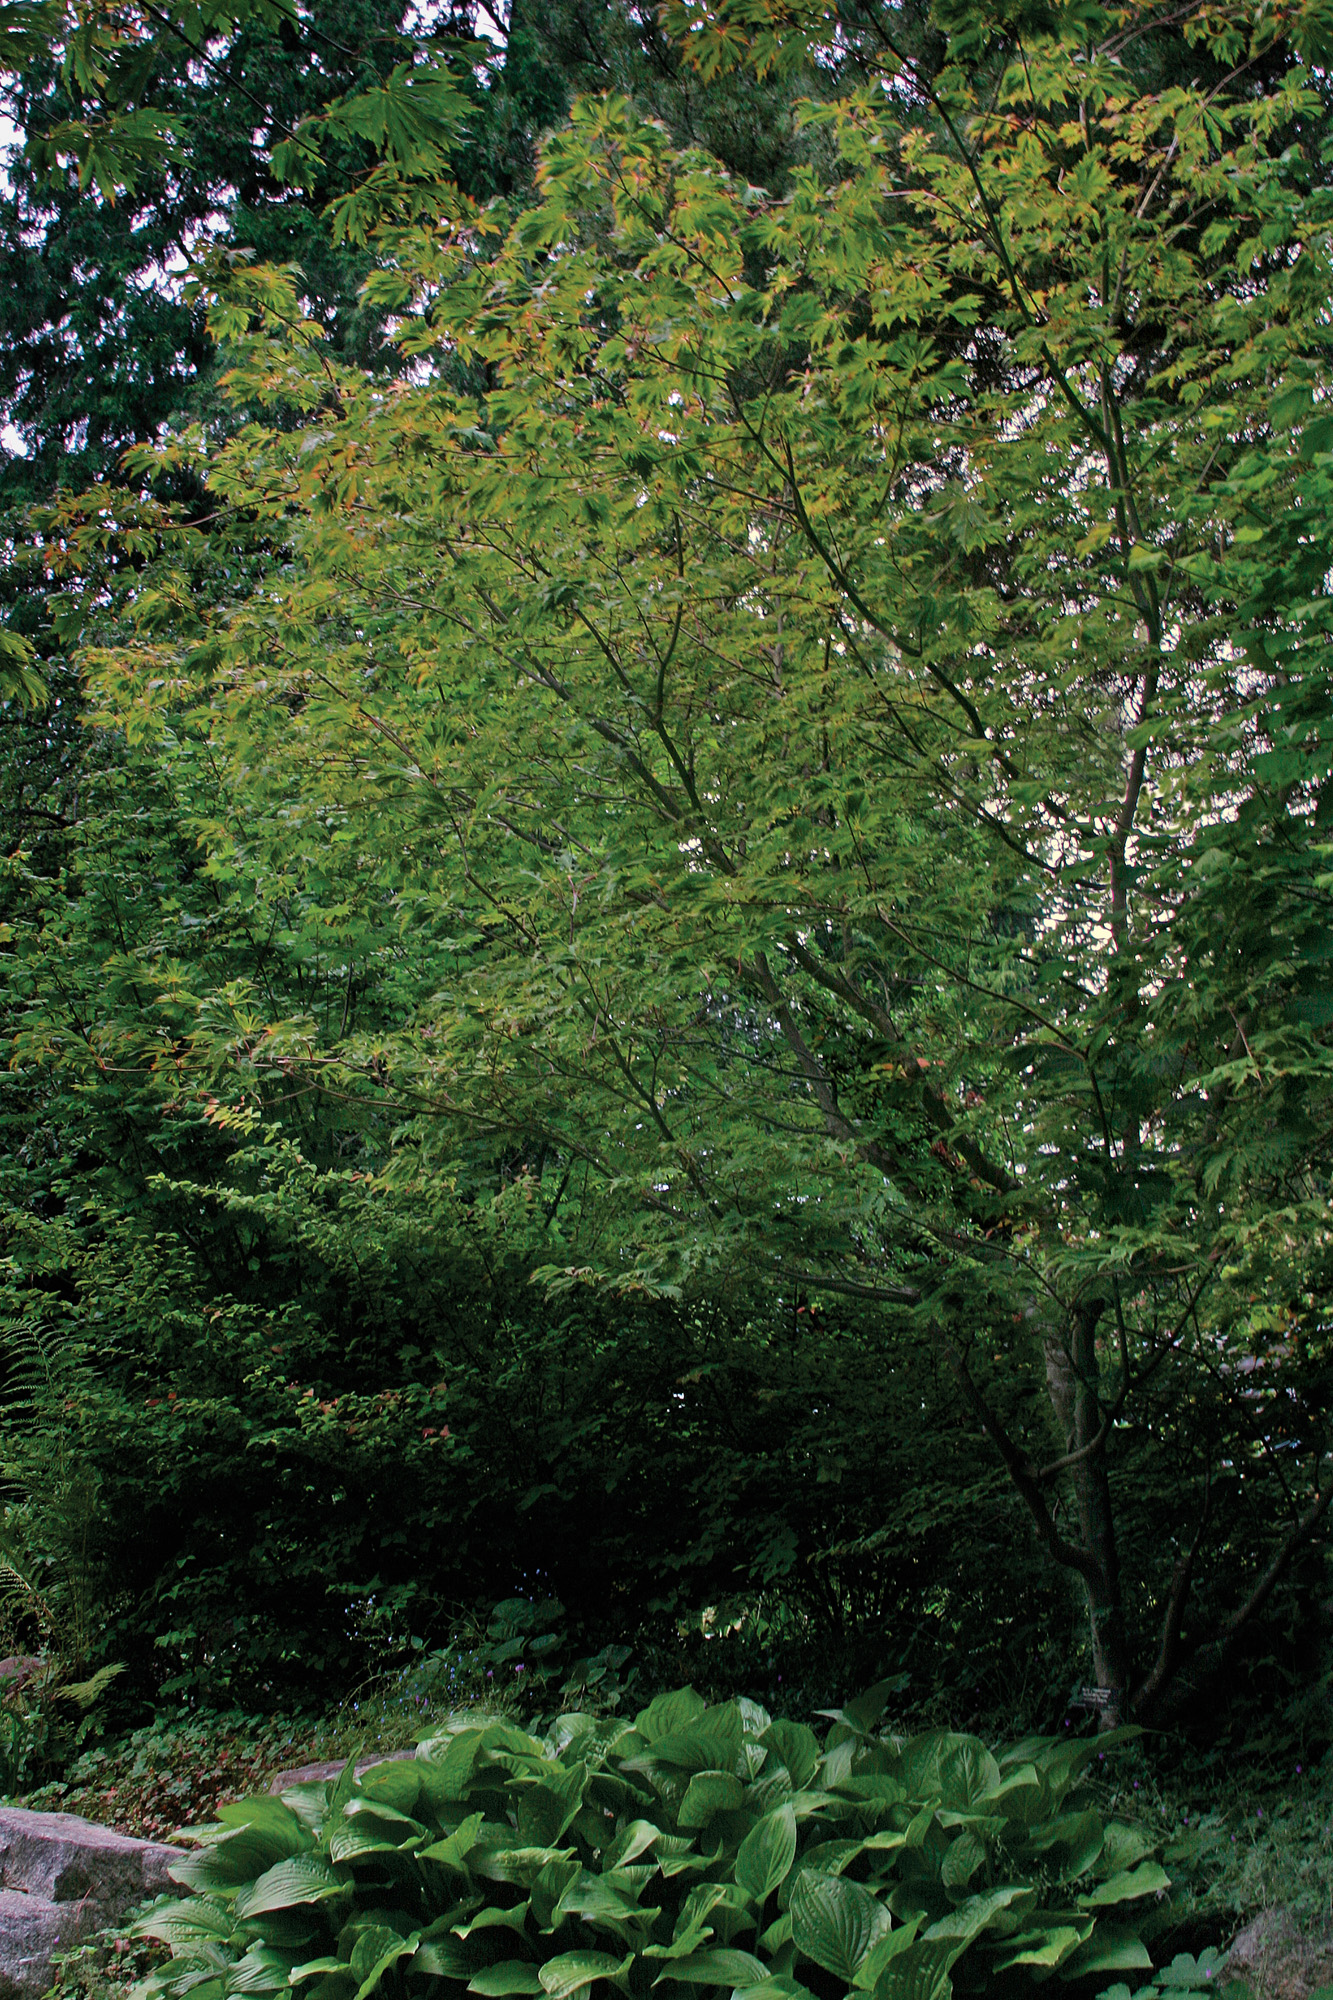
[{"xmin": 56, "ymin": 1662, "xmax": 125, "ymax": 1709}]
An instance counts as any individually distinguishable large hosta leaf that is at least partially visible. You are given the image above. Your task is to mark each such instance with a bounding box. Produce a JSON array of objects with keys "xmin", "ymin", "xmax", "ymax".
[
  {"xmin": 990, "ymin": 1927, "xmax": 1087, "ymax": 1971},
  {"xmin": 736, "ymin": 1806, "xmax": 797, "ymax": 1903},
  {"xmin": 851, "ymin": 1915, "xmax": 923, "ymax": 1990},
  {"xmin": 225, "ymin": 1944, "xmax": 296, "ymax": 1994},
  {"xmin": 636, "ymin": 1692, "xmax": 708, "ymax": 1743},
  {"xmin": 1059, "ymin": 1928, "xmax": 1154, "ymax": 1980},
  {"xmin": 840, "ymin": 1776, "xmax": 907, "ymax": 1812},
  {"xmin": 643, "ymin": 1921, "xmax": 715, "ymax": 1962},
  {"xmin": 415, "ymin": 1939, "xmax": 476, "ymax": 1979},
  {"xmin": 469, "ymin": 1965, "xmax": 546, "ymax": 1995},
  {"xmin": 554, "ymin": 1874, "xmax": 657, "ymax": 1936},
  {"xmin": 349, "ymin": 1930, "xmax": 403, "ymax": 1982},
  {"xmin": 761, "ymin": 1723, "xmax": 819, "ymax": 1793},
  {"xmin": 895, "ymin": 1735, "xmax": 1002, "ymax": 1820},
  {"xmin": 171, "ymin": 1827, "xmax": 309, "ymax": 1893},
  {"xmin": 657, "ymin": 1848, "xmax": 716, "ymax": 1879},
  {"xmin": 342, "ymin": 1797, "xmax": 423, "ymax": 1832},
  {"xmin": 986, "ymin": 1767, "xmax": 1042, "ymax": 1822},
  {"xmin": 895, "ymin": 1734, "xmax": 952, "ymax": 1807},
  {"xmin": 869, "ymin": 1938, "xmax": 959, "ymax": 2000},
  {"xmin": 1077, "ymin": 1864, "xmax": 1170, "ymax": 1908},
  {"xmin": 519, "ymin": 1767, "xmax": 589, "ymax": 1846},
  {"xmin": 940, "ymin": 1832, "xmax": 985, "ymax": 1891},
  {"xmin": 923, "ymin": 1887, "xmax": 1032, "ymax": 1949},
  {"xmin": 351, "ymin": 1928, "xmax": 420, "ymax": 2000},
  {"xmin": 651, "ymin": 1880, "xmax": 740, "ymax": 1955},
  {"xmin": 355, "ymin": 1762, "xmax": 423, "ymax": 1813},
  {"xmin": 1097, "ymin": 1825, "xmax": 1154, "ymax": 1874},
  {"xmin": 653, "ymin": 1951, "xmax": 768, "ymax": 1987},
  {"xmin": 213, "ymin": 1799, "xmax": 312, "ymax": 1856},
  {"xmin": 640, "ymin": 1727, "xmax": 742, "ymax": 1775},
  {"xmin": 132, "ymin": 1897, "xmax": 241, "ymax": 1946},
  {"xmin": 749, "ymin": 1767, "xmax": 794, "ymax": 1818},
  {"xmin": 473, "ymin": 1723, "xmax": 552, "ymax": 1772},
  {"xmin": 233, "ymin": 1855, "xmax": 346, "ymax": 1919},
  {"xmin": 475, "ymin": 1845, "xmax": 579, "ymax": 1886},
  {"xmin": 678, "ymin": 1772, "xmax": 744, "ymax": 1829},
  {"xmin": 603, "ymin": 1822, "xmax": 683, "ymax": 1870},
  {"xmin": 453, "ymin": 1900, "xmax": 533, "ymax": 1938},
  {"xmin": 329, "ymin": 1823, "xmax": 412, "ymax": 1865},
  {"xmin": 420, "ymin": 1810, "xmax": 487, "ymax": 1871},
  {"xmin": 790, "ymin": 1871, "xmax": 891, "ymax": 1981},
  {"xmin": 418, "ymin": 1730, "xmax": 485, "ymax": 1799},
  {"xmin": 785, "ymin": 1839, "xmax": 863, "ymax": 1892},
  {"xmin": 1020, "ymin": 1808, "xmax": 1104, "ymax": 1880},
  {"xmin": 538, "ymin": 1952, "xmax": 633, "ymax": 1998}
]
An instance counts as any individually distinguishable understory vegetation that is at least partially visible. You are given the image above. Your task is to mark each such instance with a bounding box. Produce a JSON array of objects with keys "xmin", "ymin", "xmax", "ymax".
[{"xmin": 24, "ymin": 1680, "xmax": 1333, "ymax": 2000}]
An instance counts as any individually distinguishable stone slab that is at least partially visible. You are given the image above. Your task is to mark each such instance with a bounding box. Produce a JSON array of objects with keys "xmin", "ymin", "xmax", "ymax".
[
  {"xmin": 0, "ymin": 1807, "xmax": 177, "ymax": 1910},
  {"xmin": 0, "ymin": 1885, "xmax": 96, "ymax": 2000},
  {"xmin": 269, "ymin": 1748, "xmax": 416, "ymax": 1793}
]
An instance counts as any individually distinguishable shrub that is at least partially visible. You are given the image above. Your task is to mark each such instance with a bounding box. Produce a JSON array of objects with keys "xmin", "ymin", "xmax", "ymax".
[
  {"xmin": 0, "ymin": 1170, "xmax": 1071, "ymax": 1713},
  {"xmin": 131, "ymin": 1686, "xmax": 1171, "ymax": 2000}
]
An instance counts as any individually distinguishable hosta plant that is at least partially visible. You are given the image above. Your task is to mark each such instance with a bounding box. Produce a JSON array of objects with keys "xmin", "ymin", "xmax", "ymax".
[{"xmin": 131, "ymin": 1688, "xmax": 1170, "ymax": 2000}]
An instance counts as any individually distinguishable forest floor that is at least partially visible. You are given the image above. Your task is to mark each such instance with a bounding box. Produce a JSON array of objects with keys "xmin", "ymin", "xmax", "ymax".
[
  {"xmin": 22, "ymin": 1708, "xmax": 329, "ymax": 1840},
  {"xmin": 18, "ymin": 1690, "xmax": 444, "ymax": 1840},
  {"xmin": 11, "ymin": 1677, "xmax": 1333, "ymax": 2000}
]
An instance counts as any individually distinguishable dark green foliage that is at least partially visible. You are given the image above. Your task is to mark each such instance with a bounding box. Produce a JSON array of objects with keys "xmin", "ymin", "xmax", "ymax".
[
  {"xmin": 0, "ymin": 745, "xmax": 1056, "ymax": 1709},
  {"xmin": 0, "ymin": 0, "xmax": 428, "ymax": 513},
  {"xmin": 0, "ymin": 1157, "xmax": 1069, "ymax": 1707},
  {"xmin": 27, "ymin": 1706, "xmax": 323, "ymax": 1839},
  {"xmin": 410, "ymin": 1601, "xmax": 633, "ymax": 1711},
  {"xmin": 1101, "ymin": 1953, "xmax": 1235, "ymax": 2000},
  {"xmin": 0, "ymin": 726, "xmax": 1327, "ymax": 1727},
  {"xmin": 130, "ymin": 1691, "xmax": 1172, "ymax": 2000}
]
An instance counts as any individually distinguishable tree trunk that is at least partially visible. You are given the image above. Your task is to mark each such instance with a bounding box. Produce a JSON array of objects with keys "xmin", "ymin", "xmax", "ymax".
[{"xmin": 1045, "ymin": 1304, "xmax": 1131, "ymax": 1720}]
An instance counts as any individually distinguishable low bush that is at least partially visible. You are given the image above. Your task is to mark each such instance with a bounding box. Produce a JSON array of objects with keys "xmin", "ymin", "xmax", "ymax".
[
  {"xmin": 0, "ymin": 1172, "xmax": 1074, "ymax": 1717},
  {"xmin": 132, "ymin": 1685, "xmax": 1173, "ymax": 2000},
  {"xmin": 20, "ymin": 1708, "xmax": 323, "ymax": 1839}
]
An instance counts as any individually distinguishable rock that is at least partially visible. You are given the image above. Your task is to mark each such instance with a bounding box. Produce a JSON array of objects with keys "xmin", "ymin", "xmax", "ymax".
[
  {"xmin": 0, "ymin": 1808, "xmax": 177, "ymax": 1910},
  {"xmin": 269, "ymin": 1748, "xmax": 417, "ymax": 1794},
  {"xmin": 1228, "ymin": 1911, "xmax": 1333, "ymax": 2000},
  {"xmin": 0, "ymin": 1664, "xmax": 42, "ymax": 1692},
  {"xmin": 0, "ymin": 1809, "xmax": 180, "ymax": 2000},
  {"xmin": 0, "ymin": 1888, "xmax": 86, "ymax": 2000}
]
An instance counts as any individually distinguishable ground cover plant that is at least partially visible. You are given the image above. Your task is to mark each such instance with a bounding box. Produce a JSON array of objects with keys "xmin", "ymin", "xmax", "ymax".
[
  {"xmin": 21, "ymin": 1709, "xmax": 326, "ymax": 1842},
  {"xmin": 129, "ymin": 1685, "xmax": 1177, "ymax": 2000}
]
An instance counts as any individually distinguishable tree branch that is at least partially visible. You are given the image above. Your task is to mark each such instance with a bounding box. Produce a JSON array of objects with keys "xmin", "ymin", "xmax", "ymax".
[
  {"xmin": 944, "ymin": 1339, "xmax": 1107, "ymax": 1592},
  {"xmin": 751, "ymin": 949, "xmax": 906, "ymax": 1186},
  {"xmin": 778, "ymin": 934, "xmax": 1018, "ymax": 1193},
  {"xmin": 1132, "ymin": 1463, "xmax": 1211, "ymax": 1719},
  {"xmin": 1212, "ymin": 1470, "xmax": 1333, "ymax": 1665}
]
